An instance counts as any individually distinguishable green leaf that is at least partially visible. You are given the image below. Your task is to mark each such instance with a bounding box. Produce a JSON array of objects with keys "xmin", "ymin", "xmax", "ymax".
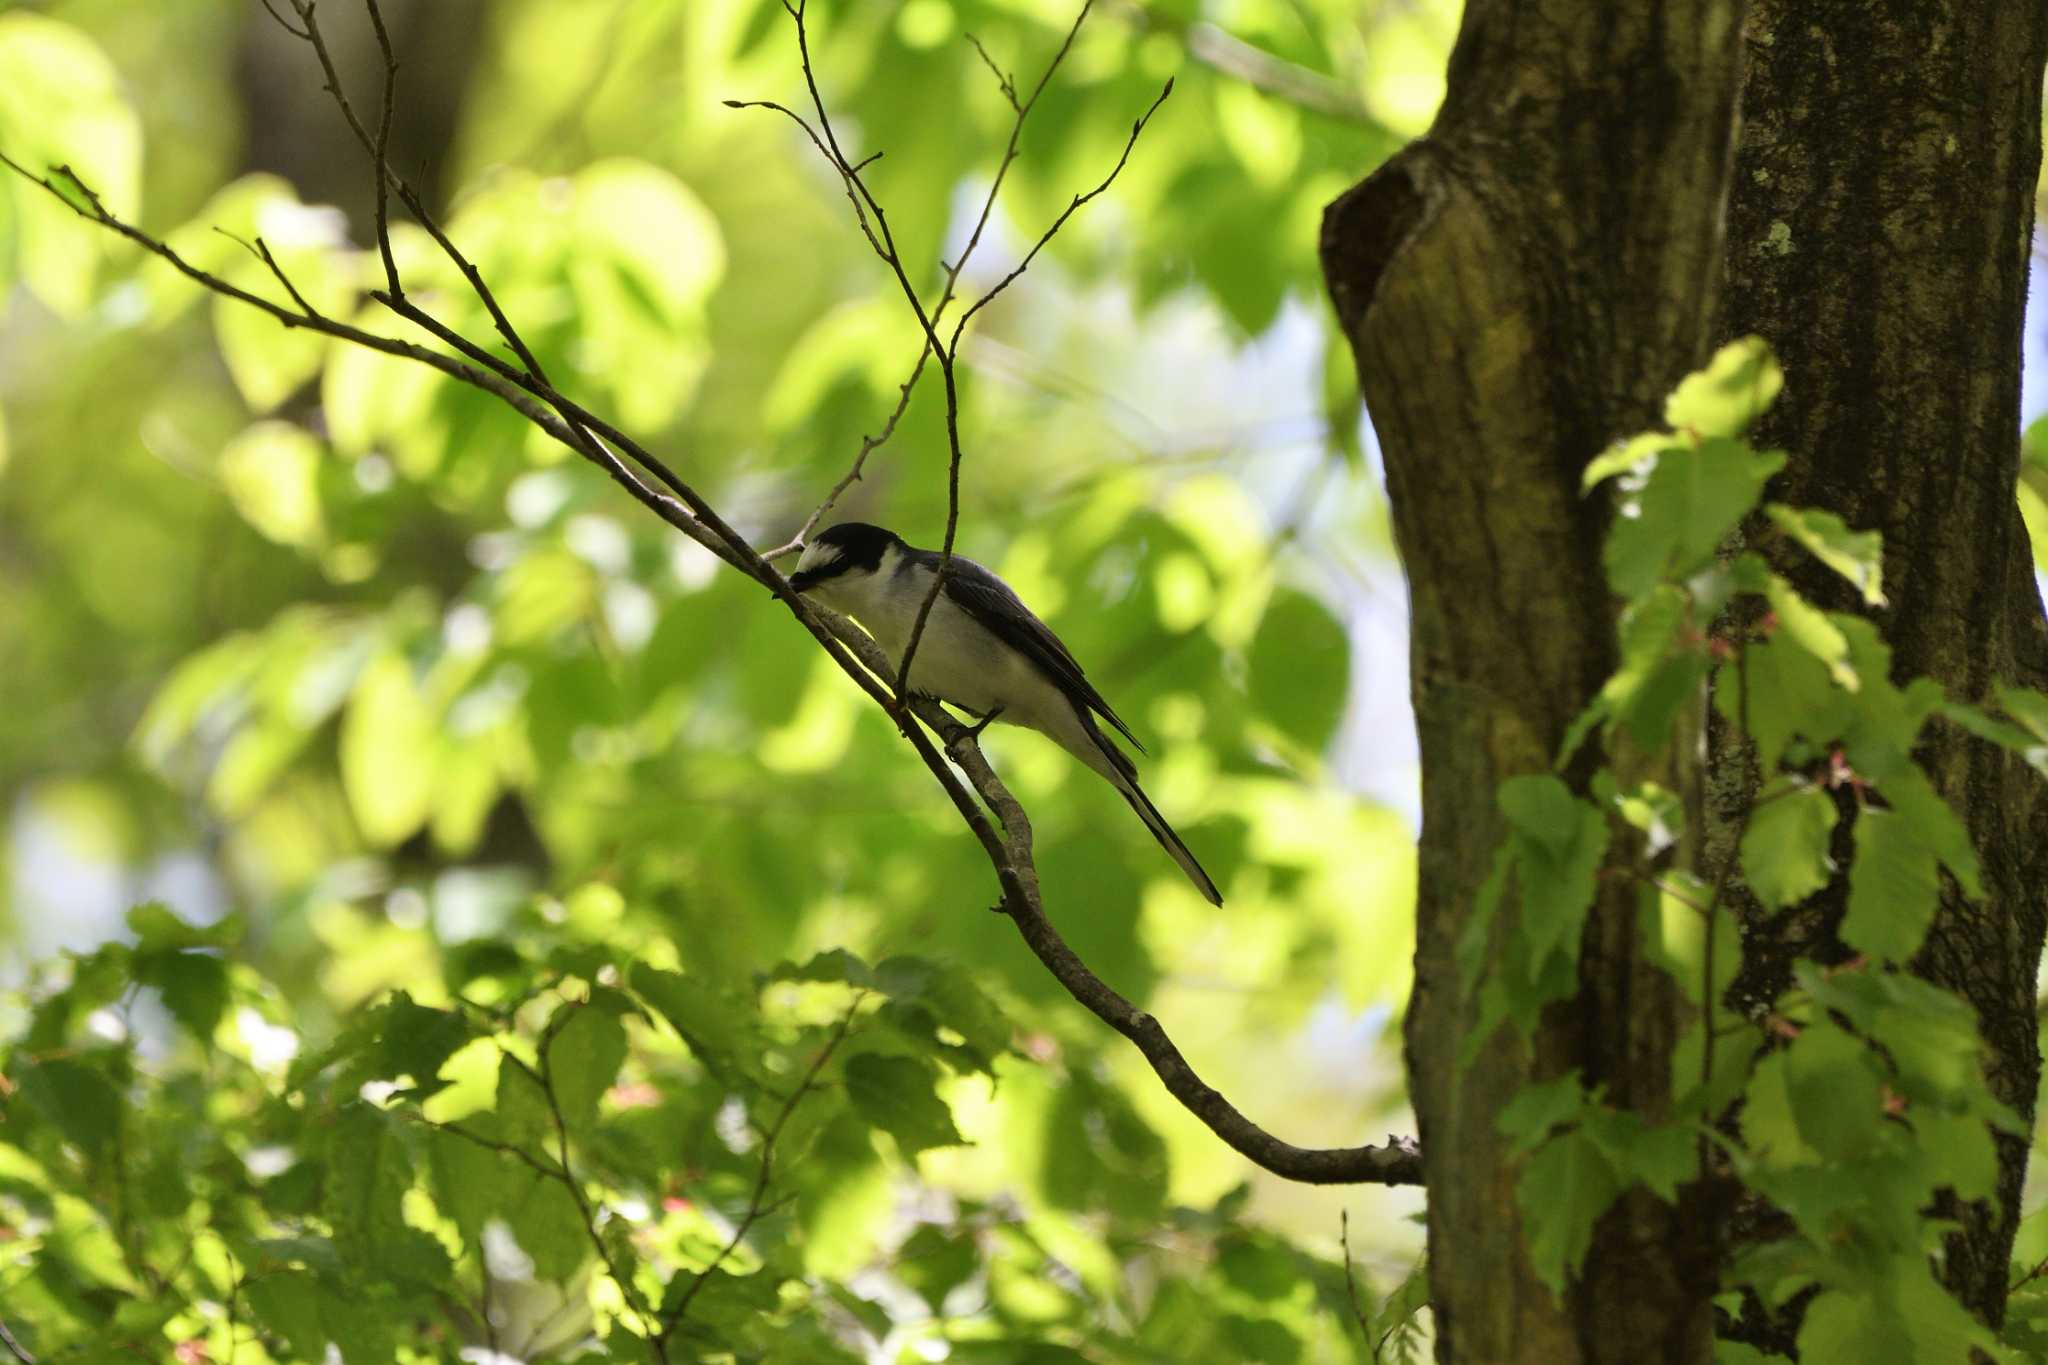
[
  {"xmin": 1739, "ymin": 782, "xmax": 1838, "ymax": 909},
  {"xmin": 1796, "ymin": 1292, "xmax": 1907, "ymax": 1364},
  {"xmin": 1515, "ymin": 1129, "xmax": 1621, "ymax": 1297},
  {"xmin": 243, "ymin": 1271, "xmax": 330, "ymax": 1361},
  {"xmin": 546, "ymin": 1003, "xmax": 627, "ymax": 1129},
  {"xmin": 1663, "ymin": 336, "xmax": 1784, "ymax": 438},
  {"xmin": 895, "ymin": 1224, "xmax": 979, "ymax": 1313},
  {"xmin": 1581, "ymin": 431, "xmax": 1676, "ymax": 492},
  {"xmin": 1844, "ymin": 807, "xmax": 1940, "ymax": 961},
  {"xmin": 1783, "ymin": 1024, "xmax": 1883, "ymax": 1162},
  {"xmin": 1763, "ymin": 575, "xmax": 1857, "ymax": 690},
  {"xmin": 1604, "ymin": 439, "xmax": 1787, "ymax": 599},
  {"xmin": 14, "ymin": 1057, "xmax": 122, "ymax": 1158},
  {"xmin": 630, "ymin": 964, "xmax": 759, "ymax": 1084},
  {"xmin": 1247, "ymin": 587, "xmax": 1350, "ymax": 751},
  {"xmin": 1764, "ymin": 504, "xmax": 1885, "ymax": 606},
  {"xmin": 1498, "ymin": 776, "xmax": 1609, "ymax": 991},
  {"xmin": 325, "ymin": 1102, "xmax": 450, "ymax": 1287},
  {"xmin": 871, "ymin": 955, "xmax": 1013, "ymax": 1074},
  {"xmin": 218, "ymin": 421, "xmax": 326, "ymax": 548},
  {"xmin": 339, "ymin": 651, "xmax": 439, "ymax": 847},
  {"xmin": 495, "ymin": 1054, "xmax": 555, "ymax": 1151},
  {"xmin": 0, "ymin": 13, "xmax": 143, "ymax": 317},
  {"xmin": 365, "ymin": 993, "xmax": 477, "ymax": 1097},
  {"xmin": 126, "ymin": 901, "xmax": 239, "ymax": 952},
  {"xmin": 506, "ymin": 1165, "xmax": 591, "ymax": 1282},
  {"xmin": 133, "ymin": 950, "xmax": 229, "ymax": 1045},
  {"xmin": 844, "ymin": 1053, "xmax": 962, "ymax": 1159},
  {"xmin": 1497, "ymin": 1073, "xmax": 1590, "ymax": 1154}
]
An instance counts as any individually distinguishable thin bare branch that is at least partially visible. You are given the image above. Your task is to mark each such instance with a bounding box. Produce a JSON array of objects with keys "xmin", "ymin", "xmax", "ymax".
[
  {"xmin": 658, "ymin": 997, "xmax": 864, "ymax": 1341},
  {"xmin": 362, "ymin": 0, "xmax": 403, "ymax": 295},
  {"xmin": 953, "ymin": 75, "xmax": 1173, "ymax": 339},
  {"xmin": 211, "ymin": 228, "xmax": 319, "ymax": 317},
  {"xmin": 0, "ymin": 1314, "xmax": 34, "ymax": 1365},
  {"xmin": 966, "ymin": 33, "xmax": 1020, "ymax": 110},
  {"xmin": 257, "ymin": 0, "xmax": 310, "ymax": 41}
]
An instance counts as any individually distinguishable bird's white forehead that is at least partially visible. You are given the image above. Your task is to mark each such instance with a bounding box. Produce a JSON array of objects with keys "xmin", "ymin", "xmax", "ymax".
[{"xmin": 794, "ymin": 539, "xmax": 844, "ymax": 574}]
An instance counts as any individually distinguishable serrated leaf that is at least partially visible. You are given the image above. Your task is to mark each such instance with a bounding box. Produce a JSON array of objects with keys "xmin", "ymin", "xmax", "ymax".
[
  {"xmin": 365, "ymin": 994, "xmax": 476, "ymax": 1098},
  {"xmin": 1515, "ymin": 1130, "xmax": 1620, "ymax": 1297},
  {"xmin": 1604, "ymin": 439, "xmax": 1786, "ymax": 599},
  {"xmin": 1739, "ymin": 782, "xmax": 1838, "ymax": 908},
  {"xmin": 1497, "ymin": 1073, "xmax": 1590, "ymax": 1153},
  {"xmin": 1783, "ymin": 1025, "xmax": 1884, "ymax": 1162},
  {"xmin": 1764, "ymin": 504, "xmax": 1885, "ymax": 605},
  {"xmin": 1844, "ymin": 807, "xmax": 1941, "ymax": 961},
  {"xmin": 1764, "ymin": 575, "xmax": 1858, "ymax": 690},
  {"xmin": 326, "ymin": 1103, "xmax": 449, "ymax": 1287}
]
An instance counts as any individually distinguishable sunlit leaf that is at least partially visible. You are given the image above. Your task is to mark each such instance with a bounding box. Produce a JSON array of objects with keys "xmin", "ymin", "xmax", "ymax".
[
  {"xmin": 339, "ymin": 651, "xmax": 439, "ymax": 847},
  {"xmin": 1764, "ymin": 504, "xmax": 1885, "ymax": 606},
  {"xmin": 1663, "ymin": 336, "xmax": 1784, "ymax": 438},
  {"xmin": 1739, "ymin": 781, "xmax": 1838, "ymax": 909}
]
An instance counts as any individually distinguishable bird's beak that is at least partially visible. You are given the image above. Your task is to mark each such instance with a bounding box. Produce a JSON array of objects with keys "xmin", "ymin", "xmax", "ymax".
[{"xmin": 788, "ymin": 568, "xmax": 819, "ymax": 594}]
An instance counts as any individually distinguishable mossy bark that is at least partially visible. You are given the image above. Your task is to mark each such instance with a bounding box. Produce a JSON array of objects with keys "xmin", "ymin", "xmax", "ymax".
[
  {"xmin": 1324, "ymin": 0, "xmax": 2048, "ymax": 1356},
  {"xmin": 1719, "ymin": 0, "xmax": 2048, "ymax": 1334},
  {"xmin": 1319, "ymin": 3, "xmax": 1746, "ymax": 1359}
]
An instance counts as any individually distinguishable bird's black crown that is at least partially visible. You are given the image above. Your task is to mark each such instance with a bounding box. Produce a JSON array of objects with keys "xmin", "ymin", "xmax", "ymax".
[{"xmin": 790, "ymin": 521, "xmax": 901, "ymax": 592}]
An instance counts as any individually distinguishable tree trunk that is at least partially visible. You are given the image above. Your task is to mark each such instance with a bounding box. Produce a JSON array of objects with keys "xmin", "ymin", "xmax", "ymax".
[
  {"xmin": 1319, "ymin": 3, "xmax": 1747, "ymax": 1360},
  {"xmin": 1718, "ymin": 0, "xmax": 2048, "ymax": 1332}
]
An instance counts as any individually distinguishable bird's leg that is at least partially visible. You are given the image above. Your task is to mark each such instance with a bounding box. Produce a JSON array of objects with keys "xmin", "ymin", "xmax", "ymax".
[{"xmin": 963, "ymin": 705, "xmax": 1005, "ymax": 740}]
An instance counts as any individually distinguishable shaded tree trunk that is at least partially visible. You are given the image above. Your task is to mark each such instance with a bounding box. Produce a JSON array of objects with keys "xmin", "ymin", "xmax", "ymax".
[
  {"xmin": 1324, "ymin": 0, "xmax": 2048, "ymax": 1358},
  {"xmin": 1319, "ymin": 3, "xmax": 1747, "ymax": 1360},
  {"xmin": 1718, "ymin": 0, "xmax": 2048, "ymax": 1333}
]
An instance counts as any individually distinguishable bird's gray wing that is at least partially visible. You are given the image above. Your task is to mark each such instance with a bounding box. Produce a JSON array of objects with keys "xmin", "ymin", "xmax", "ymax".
[{"xmin": 931, "ymin": 553, "xmax": 1145, "ymax": 754}]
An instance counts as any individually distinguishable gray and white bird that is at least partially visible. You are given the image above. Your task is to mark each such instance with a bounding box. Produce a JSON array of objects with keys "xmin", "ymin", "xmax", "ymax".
[{"xmin": 789, "ymin": 522, "xmax": 1222, "ymax": 905}]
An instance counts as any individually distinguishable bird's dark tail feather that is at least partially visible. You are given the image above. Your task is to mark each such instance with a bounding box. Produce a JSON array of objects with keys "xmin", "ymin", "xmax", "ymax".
[{"xmin": 1104, "ymin": 749, "xmax": 1222, "ymax": 906}]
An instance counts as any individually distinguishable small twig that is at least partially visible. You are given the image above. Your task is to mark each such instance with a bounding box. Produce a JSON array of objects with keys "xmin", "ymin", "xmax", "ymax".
[
  {"xmin": 212, "ymin": 228, "xmax": 320, "ymax": 318},
  {"xmin": 1340, "ymin": 1210, "xmax": 1371, "ymax": 1339},
  {"xmin": 0, "ymin": 1315, "xmax": 34, "ymax": 1365},
  {"xmin": 257, "ymin": 0, "xmax": 309, "ymax": 40},
  {"xmin": 896, "ymin": 58, "xmax": 1171, "ymax": 703},
  {"xmin": 362, "ymin": 0, "xmax": 403, "ymax": 296},
  {"xmin": 966, "ymin": 33, "xmax": 1020, "ymax": 109},
  {"xmin": 952, "ymin": 74, "xmax": 1174, "ymax": 340},
  {"xmin": 658, "ymin": 998, "xmax": 865, "ymax": 1340}
]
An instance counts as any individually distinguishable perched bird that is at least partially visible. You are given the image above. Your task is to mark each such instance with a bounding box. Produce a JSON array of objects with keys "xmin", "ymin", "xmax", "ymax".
[{"xmin": 789, "ymin": 522, "xmax": 1222, "ymax": 905}]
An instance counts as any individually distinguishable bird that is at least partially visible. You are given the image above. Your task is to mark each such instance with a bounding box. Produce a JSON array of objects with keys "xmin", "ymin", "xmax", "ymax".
[{"xmin": 788, "ymin": 521, "xmax": 1222, "ymax": 906}]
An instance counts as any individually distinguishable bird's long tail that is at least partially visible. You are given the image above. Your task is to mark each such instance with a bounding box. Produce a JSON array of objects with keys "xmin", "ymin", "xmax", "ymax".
[{"xmin": 1072, "ymin": 714, "xmax": 1222, "ymax": 906}]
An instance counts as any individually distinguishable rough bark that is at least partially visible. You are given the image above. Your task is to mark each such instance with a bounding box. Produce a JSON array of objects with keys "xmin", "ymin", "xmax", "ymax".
[
  {"xmin": 1320, "ymin": 2, "xmax": 1746, "ymax": 1360},
  {"xmin": 1718, "ymin": 0, "xmax": 2048, "ymax": 1332}
]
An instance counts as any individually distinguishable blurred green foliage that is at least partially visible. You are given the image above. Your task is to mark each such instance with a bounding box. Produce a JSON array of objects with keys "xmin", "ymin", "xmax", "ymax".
[{"xmin": 0, "ymin": 0, "xmax": 1441, "ymax": 1358}]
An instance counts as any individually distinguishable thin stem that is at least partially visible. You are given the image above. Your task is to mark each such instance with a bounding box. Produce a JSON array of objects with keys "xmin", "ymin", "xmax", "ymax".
[{"xmin": 658, "ymin": 998, "xmax": 864, "ymax": 1340}]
